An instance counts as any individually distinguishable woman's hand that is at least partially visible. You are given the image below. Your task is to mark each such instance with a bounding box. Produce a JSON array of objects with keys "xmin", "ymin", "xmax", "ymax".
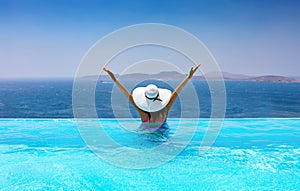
[
  {"xmin": 103, "ymin": 67, "xmax": 134, "ymax": 103},
  {"xmin": 103, "ymin": 67, "xmax": 116, "ymax": 81},
  {"xmin": 188, "ymin": 64, "xmax": 201, "ymax": 78}
]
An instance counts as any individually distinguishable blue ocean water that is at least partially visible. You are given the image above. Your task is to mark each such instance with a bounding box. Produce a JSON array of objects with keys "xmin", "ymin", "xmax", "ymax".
[
  {"xmin": 0, "ymin": 118, "xmax": 299, "ymax": 190},
  {"xmin": 0, "ymin": 80, "xmax": 299, "ymax": 118},
  {"xmin": 0, "ymin": 80, "xmax": 299, "ymax": 189}
]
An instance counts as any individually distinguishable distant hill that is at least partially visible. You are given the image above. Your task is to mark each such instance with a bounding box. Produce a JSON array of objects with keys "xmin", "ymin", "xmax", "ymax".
[
  {"xmin": 118, "ymin": 71, "xmax": 186, "ymax": 81},
  {"xmin": 221, "ymin": 72, "xmax": 253, "ymax": 80},
  {"xmin": 247, "ymin": 75, "xmax": 300, "ymax": 82},
  {"xmin": 84, "ymin": 71, "xmax": 300, "ymax": 82}
]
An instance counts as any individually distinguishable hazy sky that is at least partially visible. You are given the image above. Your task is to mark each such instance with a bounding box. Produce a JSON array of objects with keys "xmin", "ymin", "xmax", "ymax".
[{"xmin": 1, "ymin": 0, "xmax": 300, "ymax": 78}]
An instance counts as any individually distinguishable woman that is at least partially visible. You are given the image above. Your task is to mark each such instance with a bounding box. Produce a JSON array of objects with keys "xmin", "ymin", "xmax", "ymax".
[{"xmin": 103, "ymin": 64, "xmax": 200, "ymax": 129}]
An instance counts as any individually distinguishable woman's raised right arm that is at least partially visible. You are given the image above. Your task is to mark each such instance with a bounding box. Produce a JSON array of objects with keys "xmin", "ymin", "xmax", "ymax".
[{"xmin": 165, "ymin": 64, "xmax": 201, "ymax": 110}]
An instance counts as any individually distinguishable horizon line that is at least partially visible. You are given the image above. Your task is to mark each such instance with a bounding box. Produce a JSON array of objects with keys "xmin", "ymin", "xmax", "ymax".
[{"xmin": 1, "ymin": 72, "xmax": 300, "ymax": 80}]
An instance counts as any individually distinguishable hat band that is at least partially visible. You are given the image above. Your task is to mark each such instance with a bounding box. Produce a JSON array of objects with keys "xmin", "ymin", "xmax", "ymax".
[{"xmin": 145, "ymin": 93, "xmax": 162, "ymax": 102}]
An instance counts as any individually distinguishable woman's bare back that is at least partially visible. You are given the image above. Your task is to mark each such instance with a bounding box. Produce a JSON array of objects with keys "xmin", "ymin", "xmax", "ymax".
[{"xmin": 139, "ymin": 108, "xmax": 168, "ymax": 123}]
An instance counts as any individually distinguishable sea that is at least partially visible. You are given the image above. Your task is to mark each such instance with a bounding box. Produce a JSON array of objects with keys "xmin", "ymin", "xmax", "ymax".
[
  {"xmin": 0, "ymin": 79, "xmax": 300, "ymax": 190},
  {"xmin": 0, "ymin": 79, "xmax": 299, "ymax": 118}
]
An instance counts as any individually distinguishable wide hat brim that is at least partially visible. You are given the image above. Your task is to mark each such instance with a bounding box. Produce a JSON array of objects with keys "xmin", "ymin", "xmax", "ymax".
[{"xmin": 132, "ymin": 87, "xmax": 172, "ymax": 112}]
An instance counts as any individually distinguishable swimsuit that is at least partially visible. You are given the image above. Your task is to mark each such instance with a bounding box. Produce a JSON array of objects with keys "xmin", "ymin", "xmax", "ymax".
[
  {"xmin": 137, "ymin": 102, "xmax": 170, "ymax": 131},
  {"xmin": 141, "ymin": 112, "xmax": 168, "ymax": 130}
]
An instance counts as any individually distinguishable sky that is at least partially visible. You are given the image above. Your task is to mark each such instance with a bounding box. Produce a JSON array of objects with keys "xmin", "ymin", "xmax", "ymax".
[{"xmin": 0, "ymin": 0, "xmax": 300, "ymax": 78}]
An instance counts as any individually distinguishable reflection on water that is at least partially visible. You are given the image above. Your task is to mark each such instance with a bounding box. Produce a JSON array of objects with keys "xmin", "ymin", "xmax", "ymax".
[{"xmin": 138, "ymin": 122, "xmax": 170, "ymax": 142}]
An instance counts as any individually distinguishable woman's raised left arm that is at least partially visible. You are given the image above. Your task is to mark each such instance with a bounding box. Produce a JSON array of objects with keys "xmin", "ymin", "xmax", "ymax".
[{"xmin": 103, "ymin": 68, "xmax": 136, "ymax": 106}]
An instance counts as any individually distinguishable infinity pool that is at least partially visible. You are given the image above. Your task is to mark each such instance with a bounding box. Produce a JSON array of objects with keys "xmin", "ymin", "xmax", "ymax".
[{"xmin": 0, "ymin": 118, "xmax": 299, "ymax": 190}]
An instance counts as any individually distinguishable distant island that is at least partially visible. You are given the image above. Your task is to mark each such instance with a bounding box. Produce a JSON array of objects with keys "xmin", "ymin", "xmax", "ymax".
[{"xmin": 84, "ymin": 71, "xmax": 300, "ymax": 82}]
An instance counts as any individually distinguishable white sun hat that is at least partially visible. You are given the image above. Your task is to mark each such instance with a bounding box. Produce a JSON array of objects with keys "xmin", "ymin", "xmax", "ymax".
[{"xmin": 132, "ymin": 84, "xmax": 172, "ymax": 112}]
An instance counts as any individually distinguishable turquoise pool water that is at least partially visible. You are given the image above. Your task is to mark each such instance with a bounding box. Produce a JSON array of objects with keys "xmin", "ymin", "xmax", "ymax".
[{"xmin": 0, "ymin": 118, "xmax": 299, "ymax": 190}]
